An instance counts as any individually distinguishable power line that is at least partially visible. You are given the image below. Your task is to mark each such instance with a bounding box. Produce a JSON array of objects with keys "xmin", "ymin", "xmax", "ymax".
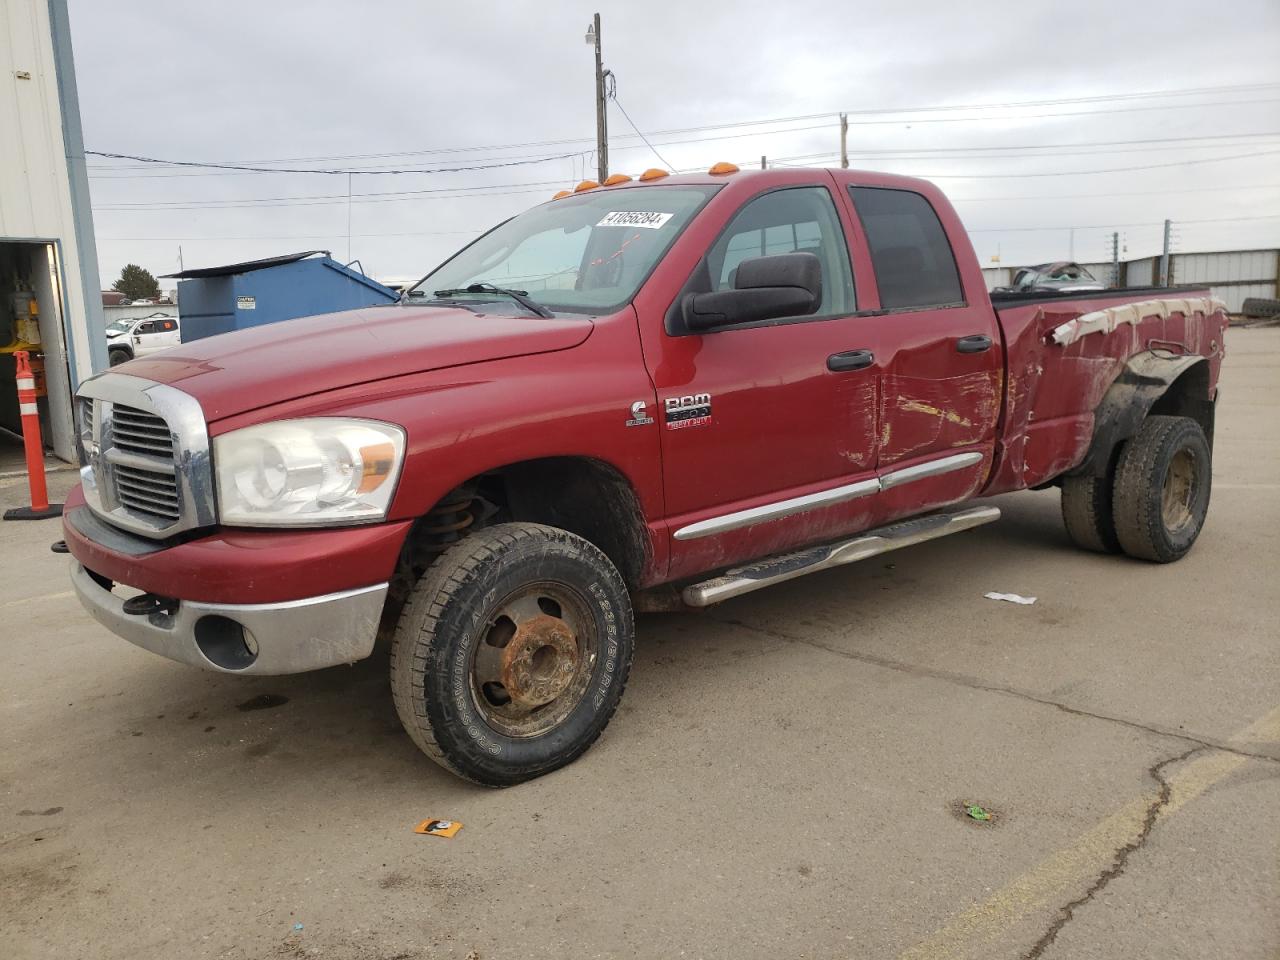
[
  {"xmin": 84, "ymin": 84, "xmax": 1280, "ymax": 179},
  {"xmin": 84, "ymin": 148, "xmax": 590, "ymax": 177},
  {"xmin": 760, "ymin": 147, "xmax": 1280, "ymax": 178},
  {"xmin": 89, "ymin": 134, "xmax": 1280, "ymax": 210},
  {"xmin": 609, "ymin": 93, "xmax": 675, "ymax": 170},
  {"xmin": 84, "ymin": 80, "xmax": 1280, "ymax": 170}
]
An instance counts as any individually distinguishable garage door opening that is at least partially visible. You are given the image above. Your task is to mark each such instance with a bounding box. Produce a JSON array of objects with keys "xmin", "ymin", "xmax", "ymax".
[{"xmin": 1, "ymin": 241, "xmax": 77, "ymax": 468}]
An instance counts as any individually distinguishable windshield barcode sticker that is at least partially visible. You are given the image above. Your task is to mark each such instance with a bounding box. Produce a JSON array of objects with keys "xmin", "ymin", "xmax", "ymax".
[{"xmin": 596, "ymin": 211, "xmax": 673, "ymax": 229}]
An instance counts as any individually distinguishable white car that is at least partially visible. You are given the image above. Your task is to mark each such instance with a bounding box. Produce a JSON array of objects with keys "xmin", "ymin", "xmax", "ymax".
[{"xmin": 106, "ymin": 314, "xmax": 181, "ymax": 365}]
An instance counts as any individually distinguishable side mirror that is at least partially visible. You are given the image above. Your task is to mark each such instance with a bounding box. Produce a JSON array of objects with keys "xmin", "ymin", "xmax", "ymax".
[{"xmin": 682, "ymin": 252, "xmax": 822, "ymax": 331}]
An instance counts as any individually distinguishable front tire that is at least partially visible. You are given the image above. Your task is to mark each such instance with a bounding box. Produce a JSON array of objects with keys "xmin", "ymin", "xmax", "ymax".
[
  {"xmin": 1112, "ymin": 415, "xmax": 1212, "ymax": 562},
  {"xmin": 108, "ymin": 349, "xmax": 130, "ymax": 367},
  {"xmin": 390, "ymin": 522, "xmax": 635, "ymax": 786}
]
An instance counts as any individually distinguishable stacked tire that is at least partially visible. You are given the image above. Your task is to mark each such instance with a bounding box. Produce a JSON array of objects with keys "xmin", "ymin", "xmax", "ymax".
[{"xmin": 1240, "ymin": 297, "xmax": 1280, "ymax": 319}]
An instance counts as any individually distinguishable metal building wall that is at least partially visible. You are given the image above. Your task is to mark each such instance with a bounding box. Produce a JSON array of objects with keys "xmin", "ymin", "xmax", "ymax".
[
  {"xmin": 0, "ymin": 0, "xmax": 105, "ymax": 383},
  {"xmin": 1172, "ymin": 250, "xmax": 1278, "ymax": 313}
]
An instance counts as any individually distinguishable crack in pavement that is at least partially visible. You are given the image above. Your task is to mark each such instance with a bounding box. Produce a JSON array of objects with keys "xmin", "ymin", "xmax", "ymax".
[
  {"xmin": 1019, "ymin": 746, "xmax": 1201, "ymax": 960},
  {"xmin": 712, "ymin": 615, "xmax": 1280, "ymax": 766}
]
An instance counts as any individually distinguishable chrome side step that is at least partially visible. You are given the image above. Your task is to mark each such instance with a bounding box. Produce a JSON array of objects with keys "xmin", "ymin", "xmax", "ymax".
[{"xmin": 680, "ymin": 505, "xmax": 1001, "ymax": 607}]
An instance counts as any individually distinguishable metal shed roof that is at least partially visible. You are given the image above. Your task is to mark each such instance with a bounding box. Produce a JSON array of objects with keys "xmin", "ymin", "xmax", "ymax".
[{"xmin": 161, "ymin": 250, "xmax": 329, "ymax": 279}]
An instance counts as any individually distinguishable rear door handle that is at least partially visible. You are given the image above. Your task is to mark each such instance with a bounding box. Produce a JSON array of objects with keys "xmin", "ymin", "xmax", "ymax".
[
  {"xmin": 956, "ymin": 334, "xmax": 993, "ymax": 354},
  {"xmin": 827, "ymin": 349, "xmax": 875, "ymax": 372}
]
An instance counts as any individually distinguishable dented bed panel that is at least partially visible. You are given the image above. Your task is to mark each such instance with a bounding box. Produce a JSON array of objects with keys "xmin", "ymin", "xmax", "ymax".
[{"xmin": 985, "ymin": 290, "xmax": 1227, "ymax": 494}]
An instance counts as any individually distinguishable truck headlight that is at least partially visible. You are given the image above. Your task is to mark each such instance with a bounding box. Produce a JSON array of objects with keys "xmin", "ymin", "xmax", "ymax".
[{"xmin": 213, "ymin": 418, "xmax": 405, "ymax": 526}]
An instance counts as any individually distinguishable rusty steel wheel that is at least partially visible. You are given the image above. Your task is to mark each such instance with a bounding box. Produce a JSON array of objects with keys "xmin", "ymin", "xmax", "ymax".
[
  {"xmin": 1160, "ymin": 448, "xmax": 1197, "ymax": 535},
  {"xmin": 1112, "ymin": 415, "xmax": 1212, "ymax": 563},
  {"xmin": 469, "ymin": 583, "xmax": 598, "ymax": 739},
  {"xmin": 390, "ymin": 522, "xmax": 634, "ymax": 786}
]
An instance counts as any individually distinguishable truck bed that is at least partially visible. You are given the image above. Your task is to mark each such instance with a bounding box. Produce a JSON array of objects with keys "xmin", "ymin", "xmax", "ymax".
[{"xmin": 983, "ymin": 285, "xmax": 1226, "ymax": 496}]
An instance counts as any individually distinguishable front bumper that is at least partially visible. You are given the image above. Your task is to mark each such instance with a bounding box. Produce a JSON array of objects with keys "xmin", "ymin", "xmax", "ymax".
[{"xmin": 71, "ymin": 562, "xmax": 388, "ymax": 675}]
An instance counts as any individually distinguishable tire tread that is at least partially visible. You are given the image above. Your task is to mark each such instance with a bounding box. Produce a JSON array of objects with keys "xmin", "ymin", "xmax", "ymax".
[{"xmin": 389, "ymin": 522, "xmax": 634, "ymax": 786}]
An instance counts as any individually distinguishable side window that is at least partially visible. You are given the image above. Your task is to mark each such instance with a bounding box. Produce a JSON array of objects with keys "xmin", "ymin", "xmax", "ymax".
[
  {"xmin": 707, "ymin": 187, "xmax": 855, "ymax": 316},
  {"xmin": 135, "ymin": 322, "xmax": 155, "ymax": 334},
  {"xmin": 848, "ymin": 187, "xmax": 963, "ymax": 310}
]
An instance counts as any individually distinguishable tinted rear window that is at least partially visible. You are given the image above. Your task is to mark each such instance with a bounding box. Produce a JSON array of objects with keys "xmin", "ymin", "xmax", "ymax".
[{"xmin": 849, "ymin": 187, "xmax": 963, "ymax": 310}]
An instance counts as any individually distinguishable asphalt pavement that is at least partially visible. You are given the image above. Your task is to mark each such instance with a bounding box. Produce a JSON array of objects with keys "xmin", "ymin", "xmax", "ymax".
[{"xmin": 2, "ymin": 328, "xmax": 1277, "ymax": 960}]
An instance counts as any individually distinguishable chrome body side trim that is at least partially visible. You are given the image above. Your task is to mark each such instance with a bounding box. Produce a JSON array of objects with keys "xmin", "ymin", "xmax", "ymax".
[
  {"xmin": 76, "ymin": 373, "xmax": 216, "ymax": 539},
  {"xmin": 682, "ymin": 505, "xmax": 1001, "ymax": 606},
  {"xmin": 672, "ymin": 449, "xmax": 986, "ymax": 541},
  {"xmin": 71, "ymin": 563, "xmax": 388, "ymax": 675},
  {"xmin": 878, "ymin": 450, "xmax": 985, "ymax": 490},
  {"xmin": 673, "ymin": 478, "xmax": 880, "ymax": 541}
]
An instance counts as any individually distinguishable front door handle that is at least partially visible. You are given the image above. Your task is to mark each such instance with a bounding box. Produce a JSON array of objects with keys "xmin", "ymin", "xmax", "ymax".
[
  {"xmin": 828, "ymin": 349, "xmax": 875, "ymax": 372},
  {"xmin": 956, "ymin": 334, "xmax": 993, "ymax": 354}
]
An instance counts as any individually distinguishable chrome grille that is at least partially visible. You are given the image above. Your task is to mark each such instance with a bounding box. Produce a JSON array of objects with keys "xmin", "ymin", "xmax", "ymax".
[
  {"xmin": 113, "ymin": 463, "xmax": 181, "ymax": 521},
  {"xmin": 110, "ymin": 405, "xmax": 175, "ymax": 458},
  {"xmin": 76, "ymin": 374, "xmax": 216, "ymax": 539}
]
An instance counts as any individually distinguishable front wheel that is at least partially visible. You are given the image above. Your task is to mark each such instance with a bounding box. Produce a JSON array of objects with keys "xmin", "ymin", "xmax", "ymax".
[
  {"xmin": 1112, "ymin": 415, "xmax": 1212, "ymax": 562},
  {"xmin": 390, "ymin": 522, "xmax": 635, "ymax": 786},
  {"xmin": 108, "ymin": 349, "xmax": 130, "ymax": 367}
]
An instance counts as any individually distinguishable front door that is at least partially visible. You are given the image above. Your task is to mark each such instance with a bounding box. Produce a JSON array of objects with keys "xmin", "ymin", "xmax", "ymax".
[{"xmin": 640, "ymin": 184, "xmax": 879, "ymax": 581}]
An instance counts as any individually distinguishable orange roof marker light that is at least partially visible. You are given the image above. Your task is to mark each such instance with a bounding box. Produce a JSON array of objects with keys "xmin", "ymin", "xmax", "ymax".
[
  {"xmin": 638, "ymin": 168, "xmax": 670, "ymax": 181},
  {"xmin": 574, "ymin": 180, "xmax": 601, "ymax": 192},
  {"xmin": 708, "ymin": 161, "xmax": 740, "ymax": 175},
  {"xmin": 603, "ymin": 173, "xmax": 633, "ymax": 186},
  {"xmin": 552, "ymin": 190, "xmax": 572, "ymax": 200}
]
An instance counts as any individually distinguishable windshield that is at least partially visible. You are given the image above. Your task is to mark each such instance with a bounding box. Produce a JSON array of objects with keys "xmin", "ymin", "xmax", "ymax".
[
  {"xmin": 410, "ymin": 185, "xmax": 719, "ymax": 315},
  {"xmin": 106, "ymin": 319, "xmax": 134, "ymax": 333}
]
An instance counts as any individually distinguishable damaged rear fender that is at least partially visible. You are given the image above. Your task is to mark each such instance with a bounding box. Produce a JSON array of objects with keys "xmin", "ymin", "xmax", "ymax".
[{"xmin": 1070, "ymin": 352, "xmax": 1215, "ymax": 479}]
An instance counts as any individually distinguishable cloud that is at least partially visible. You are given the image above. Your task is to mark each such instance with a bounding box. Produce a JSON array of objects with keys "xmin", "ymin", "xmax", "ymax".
[{"xmin": 70, "ymin": 0, "xmax": 1280, "ymax": 285}]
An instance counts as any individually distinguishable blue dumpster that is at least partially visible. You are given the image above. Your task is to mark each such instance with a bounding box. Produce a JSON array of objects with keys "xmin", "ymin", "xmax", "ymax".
[{"xmin": 165, "ymin": 250, "xmax": 399, "ymax": 343}]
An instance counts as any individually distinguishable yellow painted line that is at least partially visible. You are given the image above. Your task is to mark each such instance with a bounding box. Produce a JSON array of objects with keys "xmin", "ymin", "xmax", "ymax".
[
  {"xmin": 2, "ymin": 590, "xmax": 75, "ymax": 608},
  {"xmin": 899, "ymin": 705, "xmax": 1280, "ymax": 960}
]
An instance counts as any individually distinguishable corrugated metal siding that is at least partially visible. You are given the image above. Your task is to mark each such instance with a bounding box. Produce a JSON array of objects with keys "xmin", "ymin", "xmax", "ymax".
[
  {"xmin": 0, "ymin": 0, "xmax": 98, "ymax": 386},
  {"xmin": 1174, "ymin": 250, "xmax": 1278, "ymax": 285},
  {"xmin": 1210, "ymin": 283, "xmax": 1276, "ymax": 315}
]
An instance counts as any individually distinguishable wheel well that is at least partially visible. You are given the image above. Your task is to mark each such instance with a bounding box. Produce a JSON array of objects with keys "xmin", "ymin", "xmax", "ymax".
[
  {"xmin": 400, "ymin": 457, "xmax": 651, "ymax": 590},
  {"xmin": 1148, "ymin": 360, "xmax": 1214, "ymax": 448},
  {"xmin": 1075, "ymin": 357, "xmax": 1215, "ymax": 478}
]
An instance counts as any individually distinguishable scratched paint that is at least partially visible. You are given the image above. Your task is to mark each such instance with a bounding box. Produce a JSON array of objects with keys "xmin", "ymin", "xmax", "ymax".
[{"xmin": 879, "ymin": 370, "xmax": 1001, "ymax": 465}]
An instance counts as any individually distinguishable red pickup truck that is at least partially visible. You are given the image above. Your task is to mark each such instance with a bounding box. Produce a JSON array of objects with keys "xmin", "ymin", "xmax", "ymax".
[{"xmin": 65, "ymin": 165, "xmax": 1227, "ymax": 785}]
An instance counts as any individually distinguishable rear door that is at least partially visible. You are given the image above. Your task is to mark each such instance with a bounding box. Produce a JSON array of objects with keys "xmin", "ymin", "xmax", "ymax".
[
  {"xmin": 640, "ymin": 183, "xmax": 879, "ymax": 582},
  {"xmin": 841, "ymin": 185, "xmax": 1001, "ymax": 522}
]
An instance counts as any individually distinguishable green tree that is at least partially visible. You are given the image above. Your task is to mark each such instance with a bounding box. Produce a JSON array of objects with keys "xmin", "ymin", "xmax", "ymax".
[{"xmin": 112, "ymin": 263, "xmax": 161, "ymax": 301}]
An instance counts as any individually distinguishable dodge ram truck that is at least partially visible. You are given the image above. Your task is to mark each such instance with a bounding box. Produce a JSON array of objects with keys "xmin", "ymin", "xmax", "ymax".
[{"xmin": 63, "ymin": 164, "xmax": 1227, "ymax": 785}]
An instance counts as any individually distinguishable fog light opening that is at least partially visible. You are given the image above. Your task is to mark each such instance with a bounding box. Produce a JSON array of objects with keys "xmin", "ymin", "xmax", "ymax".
[{"xmin": 194, "ymin": 615, "xmax": 258, "ymax": 670}]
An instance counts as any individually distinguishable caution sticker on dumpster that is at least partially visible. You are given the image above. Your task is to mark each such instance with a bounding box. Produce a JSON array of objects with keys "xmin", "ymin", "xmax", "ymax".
[
  {"xmin": 414, "ymin": 818, "xmax": 463, "ymax": 838},
  {"xmin": 596, "ymin": 211, "xmax": 673, "ymax": 229}
]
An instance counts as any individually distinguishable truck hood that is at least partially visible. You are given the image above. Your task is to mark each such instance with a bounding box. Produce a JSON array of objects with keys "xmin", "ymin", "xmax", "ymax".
[{"xmin": 118, "ymin": 304, "xmax": 593, "ymax": 421}]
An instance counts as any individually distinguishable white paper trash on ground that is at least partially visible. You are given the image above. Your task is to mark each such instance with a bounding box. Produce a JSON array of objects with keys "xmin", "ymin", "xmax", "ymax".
[{"xmin": 984, "ymin": 592, "xmax": 1037, "ymax": 605}]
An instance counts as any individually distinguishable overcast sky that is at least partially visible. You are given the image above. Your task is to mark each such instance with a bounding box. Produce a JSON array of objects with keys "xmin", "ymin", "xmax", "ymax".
[{"xmin": 69, "ymin": 0, "xmax": 1280, "ymax": 289}]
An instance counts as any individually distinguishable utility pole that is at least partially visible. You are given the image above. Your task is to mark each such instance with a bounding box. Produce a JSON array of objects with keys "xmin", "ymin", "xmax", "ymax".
[
  {"xmin": 586, "ymin": 14, "xmax": 609, "ymax": 183},
  {"xmin": 761, "ymin": 155, "xmax": 767, "ymax": 170},
  {"xmin": 839, "ymin": 113, "xmax": 849, "ymax": 168},
  {"xmin": 1159, "ymin": 218, "xmax": 1172, "ymax": 286},
  {"xmin": 1110, "ymin": 231, "xmax": 1119, "ymax": 288},
  {"xmin": 177, "ymin": 245, "xmax": 183, "ymax": 273}
]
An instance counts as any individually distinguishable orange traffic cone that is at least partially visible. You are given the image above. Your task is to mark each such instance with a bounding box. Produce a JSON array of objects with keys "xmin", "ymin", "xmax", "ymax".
[{"xmin": 4, "ymin": 350, "xmax": 63, "ymax": 521}]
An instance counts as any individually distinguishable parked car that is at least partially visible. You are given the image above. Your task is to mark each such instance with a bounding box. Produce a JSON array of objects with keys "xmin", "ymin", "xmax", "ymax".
[
  {"xmin": 65, "ymin": 166, "xmax": 1226, "ymax": 786},
  {"xmin": 997, "ymin": 261, "xmax": 1106, "ymax": 294},
  {"xmin": 105, "ymin": 314, "xmax": 181, "ymax": 365}
]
